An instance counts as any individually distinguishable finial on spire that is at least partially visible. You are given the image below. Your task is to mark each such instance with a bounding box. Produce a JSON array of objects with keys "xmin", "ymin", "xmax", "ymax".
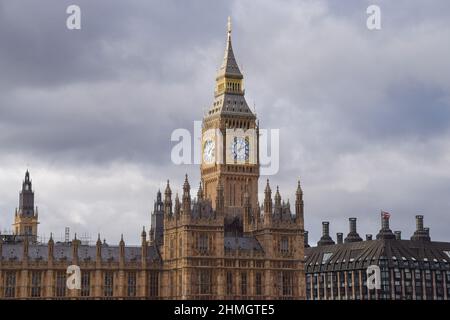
[
  {"xmin": 165, "ymin": 180, "xmax": 171, "ymax": 195},
  {"xmin": 227, "ymin": 16, "xmax": 232, "ymax": 36},
  {"xmin": 296, "ymin": 180, "xmax": 303, "ymax": 194},
  {"xmin": 197, "ymin": 181, "xmax": 203, "ymax": 200},
  {"xmin": 183, "ymin": 174, "xmax": 190, "ymax": 191},
  {"xmin": 265, "ymin": 179, "xmax": 271, "ymax": 193}
]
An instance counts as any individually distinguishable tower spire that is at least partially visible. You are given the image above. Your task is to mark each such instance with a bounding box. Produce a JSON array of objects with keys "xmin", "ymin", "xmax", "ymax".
[{"xmin": 217, "ymin": 16, "xmax": 242, "ymax": 81}]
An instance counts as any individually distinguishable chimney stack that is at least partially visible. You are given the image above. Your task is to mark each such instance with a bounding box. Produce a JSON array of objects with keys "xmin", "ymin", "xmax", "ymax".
[
  {"xmin": 394, "ymin": 231, "xmax": 401, "ymax": 240},
  {"xmin": 344, "ymin": 217, "xmax": 363, "ymax": 243},
  {"xmin": 411, "ymin": 215, "xmax": 431, "ymax": 241},
  {"xmin": 304, "ymin": 231, "xmax": 310, "ymax": 248},
  {"xmin": 317, "ymin": 221, "xmax": 335, "ymax": 246},
  {"xmin": 376, "ymin": 212, "xmax": 395, "ymax": 240},
  {"xmin": 337, "ymin": 233, "xmax": 343, "ymax": 244},
  {"xmin": 323, "ymin": 222, "xmax": 329, "ymax": 237},
  {"xmin": 416, "ymin": 215, "xmax": 424, "ymax": 231}
]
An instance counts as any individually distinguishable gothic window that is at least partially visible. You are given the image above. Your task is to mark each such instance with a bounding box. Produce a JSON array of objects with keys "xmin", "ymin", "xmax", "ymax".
[
  {"xmin": 148, "ymin": 272, "xmax": 159, "ymax": 298},
  {"xmin": 30, "ymin": 271, "xmax": 42, "ymax": 297},
  {"xmin": 104, "ymin": 272, "xmax": 114, "ymax": 297},
  {"xmin": 199, "ymin": 270, "xmax": 211, "ymax": 295},
  {"xmin": 256, "ymin": 272, "xmax": 263, "ymax": 296},
  {"xmin": 197, "ymin": 233, "xmax": 209, "ymax": 254},
  {"xmin": 280, "ymin": 236, "xmax": 289, "ymax": 254},
  {"xmin": 25, "ymin": 226, "xmax": 32, "ymax": 235},
  {"xmin": 127, "ymin": 272, "xmax": 137, "ymax": 297},
  {"xmin": 81, "ymin": 272, "xmax": 90, "ymax": 297},
  {"xmin": 226, "ymin": 271, "xmax": 233, "ymax": 296},
  {"xmin": 306, "ymin": 274, "xmax": 311, "ymax": 300},
  {"xmin": 240, "ymin": 272, "xmax": 247, "ymax": 296},
  {"xmin": 170, "ymin": 238, "xmax": 175, "ymax": 258},
  {"xmin": 56, "ymin": 271, "xmax": 66, "ymax": 297},
  {"xmin": 282, "ymin": 271, "xmax": 293, "ymax": 297},
  {"xmin": 4, "ymin": 271, "xmax": 16, "ymax": 298}
]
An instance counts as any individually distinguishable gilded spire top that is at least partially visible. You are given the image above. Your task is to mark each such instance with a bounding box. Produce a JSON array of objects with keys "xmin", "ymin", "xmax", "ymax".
[{"xmin": 218, "ymin": 17, "xmax": 242, "ymax": 80}]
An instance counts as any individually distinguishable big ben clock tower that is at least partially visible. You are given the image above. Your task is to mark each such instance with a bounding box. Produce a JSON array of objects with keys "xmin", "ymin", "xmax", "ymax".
[{"xmin": 201, "ymin": 17, "xmax": 259, "ymax": 210}]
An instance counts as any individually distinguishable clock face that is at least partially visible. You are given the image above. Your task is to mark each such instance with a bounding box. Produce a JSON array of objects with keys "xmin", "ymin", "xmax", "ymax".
[
  {"xmin": 203, "ymin": 139, "xmax": 215, "ymax": 164},
  {"xmin": 231, "ymin": 137, "xmax": 249, "ymax": 161}
]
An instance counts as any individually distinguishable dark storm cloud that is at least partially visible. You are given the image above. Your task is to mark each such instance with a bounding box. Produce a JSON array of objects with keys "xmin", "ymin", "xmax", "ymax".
[
  {"xmin": 0, "ymin": 0, "xmax": 230, "ymax": 88},
  {"xmin": 0, "ymin": 0, "xmax": 449, "ymax": 244}
]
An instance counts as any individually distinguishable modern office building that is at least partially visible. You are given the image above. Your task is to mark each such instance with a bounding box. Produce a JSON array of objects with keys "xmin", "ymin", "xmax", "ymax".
[{"xmin": 305, "ymin": 215, "xmax": 450, "ymax": 300}]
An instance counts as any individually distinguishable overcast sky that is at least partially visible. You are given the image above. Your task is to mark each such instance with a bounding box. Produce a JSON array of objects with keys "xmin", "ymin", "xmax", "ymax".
[{"xmin": 0, "ymin": 0, "xmax": 449, "ymax": 245}]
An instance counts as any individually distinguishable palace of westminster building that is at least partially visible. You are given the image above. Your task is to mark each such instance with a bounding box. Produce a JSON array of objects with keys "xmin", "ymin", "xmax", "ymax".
[
  {"xmin": 2, "ymin": 19, "xmax": 449, "ymax": 301},
  {"xmin": 0, "ymin": 20, "xmax": 306, "ymax": 300}
]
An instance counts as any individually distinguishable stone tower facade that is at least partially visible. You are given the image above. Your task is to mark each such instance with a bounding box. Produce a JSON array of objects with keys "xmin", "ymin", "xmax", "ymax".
[
  {"xmin": 201, "ymin": 17, "xmax": 259, "ymax": 210},
  {"xmin": 12, "ymin": 170, "xmax": 39, "ymax": 242},
  {"xmin": 153, "ymin": 18, "xmax": 306, "ymax": 299}
]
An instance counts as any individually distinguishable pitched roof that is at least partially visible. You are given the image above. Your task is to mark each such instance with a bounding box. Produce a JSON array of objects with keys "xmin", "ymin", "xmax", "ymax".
[
  {"xmin": 0, "ymin": 242, "xmax": 161, "ymax": 263},
  {"xmin": 305, "ymin": 239, "xmax": 450, "ymax": 273},
  {"xmin": 207, "ymin": 93, "xmax": 255, "ymax": 117}
]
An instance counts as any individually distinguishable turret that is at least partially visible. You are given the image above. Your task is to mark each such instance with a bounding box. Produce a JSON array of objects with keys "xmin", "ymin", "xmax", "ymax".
[
  {"xmin": 164, "ymin": 180, "xmax": 172, "ymax": 217},
  {"xmin": 151, "ymin": 189, "xmax": 165, "ymax": 247},
  {"xmin": 263, "ymin": 179, "xmax": 273, "ymax": 218},
  {"xmin": 197, "ymin": 181, "xmax": 204, "ymax": 201},
  {"xmin": 96, "ymin": 234, "xmax": 102, "ymax": 266},
  {"xmin": 141, "ymin": 227, "xmax": 147, "ymax": 267},
  {"xmin": 295, "ymin": 180, "xmax": 304, "ymax": 227},
  {"xmin": 72, "ymin": 233, "xmax": 80, "ymax": 265},
  {"xmin": 48, "ymin": 233, "xmax": 54, "ymax": 263},
  {"xmin": 174, "ymin": 193, "xmax": 181, "ymax": 216},
  {"xmin": 182, "ymin": 175, "xmax": 191, "ymax": 216},
  {"xmin": 13, "ymin": 170, "xmax": 39, "ymax": 241},
  {"xmin": 119, "ymin": 234, "xmax": 125, "ymax": 266},
  {"xmin": 274, "ymin": 186, "xmax": 281, "ymax": 214}
]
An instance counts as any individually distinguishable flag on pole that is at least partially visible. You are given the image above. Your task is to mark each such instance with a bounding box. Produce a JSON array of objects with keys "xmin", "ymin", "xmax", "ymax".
[{"xmin": 381, "ymin": 210, "xmax": 391, "ymax": 220}]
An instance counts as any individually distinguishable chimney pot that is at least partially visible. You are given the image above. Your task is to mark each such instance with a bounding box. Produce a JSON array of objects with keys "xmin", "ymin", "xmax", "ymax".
[
  {"xmin": 366, "ymin": 234, "xmax": 373, "ymax": 241},
  {"xmin": 394, "ymin": 231, "xmax": 401, "ymax": 240}
]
